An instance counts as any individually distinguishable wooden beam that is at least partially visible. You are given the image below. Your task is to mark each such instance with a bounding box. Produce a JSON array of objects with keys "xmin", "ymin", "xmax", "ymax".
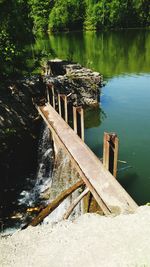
[
  {"xmin": 73, "ymin": 106, "xmax": 77, "ymax": 134},
  {"xmin": 58, "ymin": 94, "xmax": 61, "ymax": 117},
  {"xmin": 64, "ymin": 95, "xmax": 68, "ymax": 123},
  {"xmin": 63, "ymin": 188, "xmax": 89, "ymax": 220},
  {"xmin": 80, "ymin": 108, "xmax": 84, "ymax": 141},
  {"xmin": 46, "ymin": 85, "xmax": 50, "ymax": 104},
  {"xmin": 103, "ymin": 132, "xmax": 110, "ymax": 170},
  {"xmin": 58, "ymin": 94, "xmax": 68, "ymax": 123},
  {"xmin": 73, "ymin": 106, "xmax": 84, "ymax": 141},
  {"xmin": 47, "ymin": 84, "xmax": 55, "ymax": 109},
  {"xmin": 103, "ymin": 132, "xmax": 119, "ymax": 178},
  {"xmin": 30, "ymin": 180, "xmax": 84, "ymax": 226},
  {"xmin": 37, "ymin": 104, "xmax": 138, "ymax": 215},
  {"xmin": 112, "ymin": 135, "xmax": 119, "ymax": 177}
]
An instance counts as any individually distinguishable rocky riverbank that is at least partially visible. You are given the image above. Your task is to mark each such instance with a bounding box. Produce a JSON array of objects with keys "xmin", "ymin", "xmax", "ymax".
[
  {"xmin": 0, "ymin": 59, "xmax": 102, "ymax": 155},
  {"xmin": 43, "ymin": 59, "xmax": 102, "ymax": 107}
]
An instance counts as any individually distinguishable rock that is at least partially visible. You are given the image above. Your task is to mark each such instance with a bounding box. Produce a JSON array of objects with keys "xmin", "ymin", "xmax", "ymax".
[{"xmin": 43, "ymin": 59, "xmax": 103, "ymax": 107}]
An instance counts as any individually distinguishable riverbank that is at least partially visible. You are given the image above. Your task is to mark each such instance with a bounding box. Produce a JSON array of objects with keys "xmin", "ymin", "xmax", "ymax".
[{"xmin": 1, "ymin": 205, "xmax": 150, "ymax": 267}]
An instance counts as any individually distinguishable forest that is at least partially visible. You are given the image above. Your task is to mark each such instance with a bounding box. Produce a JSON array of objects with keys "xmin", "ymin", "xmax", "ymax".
[
  {"xmin": 29, "ymin": 0, "xmax": 150, "ymax": 32},
  {"xmin": 0, "ymin": 0, "xmax": 149, "ymax": 78}
]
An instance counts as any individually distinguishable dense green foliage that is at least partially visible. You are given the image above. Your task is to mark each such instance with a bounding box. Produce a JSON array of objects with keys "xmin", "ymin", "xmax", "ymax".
[
  {"xmin": 28, "ymin": 0, "xmax": 53, "ymax": 32},
  {"xmin": 27, "ymin": 0, "xmax": 150, "ymax": 32},
  {"xmin": 29, "ymin": 0, "xmax": 150, "ymax": 31},
  {"xmin": 84, "ymin": 0, "xmax": 150, "ymax": 30},
  {"xmin": 0, "ymin": 0, "xmax": 149, "ymax": 78},
  {"xmin": 48, "ymin": 0, "xmax": 85, "ymax": 31},
  {"xmin": 0, "ymin": 0, "xmax": 33, "ymax": 78}
]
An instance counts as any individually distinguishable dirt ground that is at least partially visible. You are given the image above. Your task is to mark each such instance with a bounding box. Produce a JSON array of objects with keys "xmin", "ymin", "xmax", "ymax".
[{"xmin": 0, "ymin": 205, "xmax": 150, "ymax": 267}]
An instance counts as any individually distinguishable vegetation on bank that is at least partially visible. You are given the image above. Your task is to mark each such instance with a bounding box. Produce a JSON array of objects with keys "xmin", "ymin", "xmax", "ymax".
[
  {"xmin": 29, "ymin": 0, "xmax": 150, "ymax": 32},
  {"xmin": 0, "ymin": 0, "xmax": 149, "ymax": 79}
]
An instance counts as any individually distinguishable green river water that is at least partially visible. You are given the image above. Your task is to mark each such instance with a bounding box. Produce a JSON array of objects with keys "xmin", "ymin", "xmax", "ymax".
[{"xmin": 31, "ymin": 29, "xmax": 150, "ymax": 205}]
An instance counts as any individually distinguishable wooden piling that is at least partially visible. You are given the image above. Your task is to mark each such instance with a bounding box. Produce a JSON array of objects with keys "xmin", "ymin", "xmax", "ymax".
[
  {"xmin": 73, "ymin": 106, "xmax": 84, "ymax": 141},
  {"xmin": 103, "ymin": 132, "xmax": 110, "ymax": 171},
  {"xmin": 52, "ymin": 86, "xmax": 55, "ymax": 109},
  {"xmin": 103, "ymin": 132, "xmax": 119, "ymax": 178},
  {"xmin": 46, "ymin": 85, "xmax": 50, "ymax": 104},
  {"xmin": 47, "ymin": 84, "xmax": 55, "ymax": 108},
  {"xmin": 57, "ymin": 94, "xmax": 68, "ymax": 123},
  {"xmin": 58, "ymin": 94, "xmax": 61, "ymax": 116},
  {"xmin": 73, "ymin": 106, "xmax": 77, "ymax": 134},
  {"xmin": 113, "ymin": 135, "xmax": 119, "ymax": 177}
]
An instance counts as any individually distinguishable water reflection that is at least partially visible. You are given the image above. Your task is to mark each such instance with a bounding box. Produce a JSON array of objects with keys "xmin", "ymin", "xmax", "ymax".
[
  {"xmin": 84, "ymin": 106, "xmax": 106, "ymax": 129},
  {"xmin": 33, "ymin": 30, "xmax": 150, "ymax": 78}
]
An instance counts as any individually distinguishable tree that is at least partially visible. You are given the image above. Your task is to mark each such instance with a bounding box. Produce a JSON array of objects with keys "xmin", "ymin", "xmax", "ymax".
[
  {"xmin": 133, "ymin": 0, "xmax": 150, "ymax": 26},
  {"xmin": 28, "ymin": 0, "xmax": 54, "ymax": 32},
  {"xmin": 48, "ymin": 0, "xmax": 85, "ymax": 31},
  {"xmin": 109, "ymin": 0, "xmax": 138, "ymax": 28},
  {"xmin": 0, "ymin": 0, "xmax": 33, "ymax": 78}
]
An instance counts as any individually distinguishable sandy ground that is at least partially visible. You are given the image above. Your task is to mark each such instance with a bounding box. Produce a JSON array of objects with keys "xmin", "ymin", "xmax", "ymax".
[{"xmin": 0, "ymin": 206, "xmax": 150, "ymax": 267}]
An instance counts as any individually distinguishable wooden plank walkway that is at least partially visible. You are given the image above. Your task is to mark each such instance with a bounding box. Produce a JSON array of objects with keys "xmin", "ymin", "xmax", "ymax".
[{"xmin": 37, "ymin": 103, "xmax": 138, "ymax": 215}]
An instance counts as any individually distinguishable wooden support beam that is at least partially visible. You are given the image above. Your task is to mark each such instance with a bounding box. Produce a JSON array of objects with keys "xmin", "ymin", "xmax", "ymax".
[
  {"xmin": 64, "ymin": 95, "xmax": 68, "ymax": 123},
  {"xmin": 46, "ymin": 85, "xmax": 50, "ymax": 104},
  {"xmin": 47, "ymin": 84, "xmax": 55, "ymax": 109},
  {"xmin": 73, "ymin": 106, "xmax": 84, "ymax": 141},
  {"xmin": 80, "ymin": 108, "xmax": 84, "ymax": 141},
  {"xmin": 103, "ymin": 132, "xmax": 110, "ymax": 171},
  {"xmin": 73, "ymin": 106, "xmax": 77, "ymax": 134},
  {"xmin": 30, "ymin": 180, "xmax": 84, "ymax": 227},
  {"xmin": 58, "ymin": 94, "xmax": 61, "ymax": 116},
  {"xmin": 112, "ymin": 135, "xmax": 119, "ymax": 177},
  {"xmin": 103, "ymin": 132, "xmax": 119, "ymax": 178},
  {"xmin": 37, "ymin": 104, "xmax": 138, "ymax": 215},
  {"xmin": 63, "ymin": 188, "xmax": 89, "ymax": 220},
  {"xmin": 52, "ymin": 86, "xmax": 55, "ymax": 109},
  {"xmin": 58, "ymin": 94, "xmax": 68, "ymax": 123}
]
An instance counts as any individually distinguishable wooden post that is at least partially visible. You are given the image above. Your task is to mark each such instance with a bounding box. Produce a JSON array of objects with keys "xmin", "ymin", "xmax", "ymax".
[
  {"xmin": 103, "ymin": 132, "xmax": 110, "ymax": 171},
  {"xmin": 103, "ymin": 132, "xmax": 119, "ymax": 178},
  {"xmin": 80, "ymin": 108, "xmax": 84, "ymax": 141},
  {"xmin": 46, "ymin": 85, "xmax": 50, "ymax": 104},
  {"xmin": 47, "ymin": 84, "xmax": 55, "ymax": 109},
  {"xmin": 58, "ymin": 94, "xmax": 61, "ymax": 116},
  {"xmin": 112, "ymin": 134, "xmax": 119, "ymax": 177},
  {"xmin": 64, "ymin": 95, "xmax": 68, "ymax": 123},
  {"xmin": 73, "ymin": 106, "xmax": 84, "ymax": 141},
  {"xmin": 52, "ymin": 86, "xmax": 55, "ymax": 109},
  {"xmin": 73, "ymin": 106, "xmax": 77, "ymax": 134},
  {"xmin": 58, "ymin": 94, "xmax": 68, "ymax": 123}
]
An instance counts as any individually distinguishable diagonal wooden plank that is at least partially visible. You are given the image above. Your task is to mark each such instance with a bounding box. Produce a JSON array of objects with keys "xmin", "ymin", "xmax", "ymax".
[{"xmin": 37, "ymin": 104, "xmax": 138, "ymax": 215}]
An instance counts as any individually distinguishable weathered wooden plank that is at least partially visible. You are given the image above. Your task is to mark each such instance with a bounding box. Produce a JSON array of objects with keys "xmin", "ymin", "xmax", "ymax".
[
  {"xmin": 103, "ymin": 132, "xmax": 119, "ymax": 178},
  {"xmin": 73, "ymin": 106, "xmax": 84, "ymax": 141},
  {"xmin": 37, "ymin": 104, "xmax": 138, "ymax": 215},
  {"xmin": 113, "ymin": 135, "xmax": 119, "ymax": 177},
  {"xmin": 30, "ymin": 180, "xmax": 84, "ymax": 226},
  {"xmin": 103, "ymin": 132, "xmax": 110, "ymax": 170},
  {"xmin": 73, "ymin": 106, "xmax": 77, "ymax": 134},
  {"xmin": 63, "ymin": 188, "xmax": 89, "ymax": 220}
]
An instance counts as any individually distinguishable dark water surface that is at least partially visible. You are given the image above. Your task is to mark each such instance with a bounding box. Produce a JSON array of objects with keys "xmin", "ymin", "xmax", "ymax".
[{"xmin": 31, "ymin": 30, "xmax": 150, "ymax": 205}]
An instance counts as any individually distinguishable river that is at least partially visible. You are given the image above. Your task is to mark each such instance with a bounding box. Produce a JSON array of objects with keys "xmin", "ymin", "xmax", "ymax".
[
  {"xmin": 31, "ymin": 29, "xmax": 150, "ymax": 205},
  {"xmin": 1, "ymin": 29, "xmax": 150, "ymax": 233}
]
